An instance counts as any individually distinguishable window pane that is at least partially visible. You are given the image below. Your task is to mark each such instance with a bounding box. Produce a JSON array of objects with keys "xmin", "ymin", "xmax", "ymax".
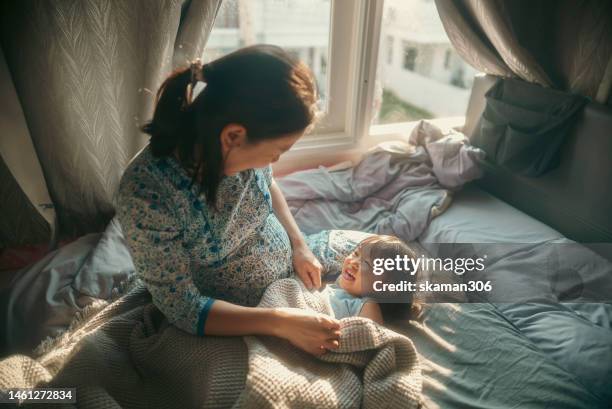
[
  {"xmin": 371, "ymin": 0, "xmax": 479, "ymax": 125},
  {"xmin": 203, "ymin": 0, "xmax": 331, "ymax": 111}
]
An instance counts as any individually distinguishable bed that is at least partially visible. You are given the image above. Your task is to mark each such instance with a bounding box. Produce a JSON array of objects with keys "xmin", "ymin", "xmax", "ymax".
[
  {"xmin": 403, "ymin": 184, "xmax": 611, "ymax": 408},
  {"xmin": 3, "ymin": 184, "xmax": 610, "ymax": 408}
]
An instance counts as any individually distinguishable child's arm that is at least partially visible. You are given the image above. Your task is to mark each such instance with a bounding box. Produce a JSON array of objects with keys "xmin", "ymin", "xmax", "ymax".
[{"xmin": 359, "ymin": 302, "xmax": 384, "ymax": 324}]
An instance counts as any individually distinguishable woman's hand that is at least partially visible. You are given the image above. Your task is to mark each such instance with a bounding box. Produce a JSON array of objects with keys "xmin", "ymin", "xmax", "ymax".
[
  {"xmin": 273, "ymin": 307, "xmax": 341, "ymax": 356},
  {"xmin": 292, "ymin": 242, "xmax": 323, "ymax": 290}
]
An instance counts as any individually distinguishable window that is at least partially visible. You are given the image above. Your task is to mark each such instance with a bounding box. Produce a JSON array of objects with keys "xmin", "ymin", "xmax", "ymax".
[
  {"xmin": 202, "ymin": 0, "xmax": 476, "ymax": 152},
  {"xmin": 204, "ymin": 0, "xmax": 331, "ymax": 114},
  {"xmin": 214, "ymin": 0, "xmax": 239, "ymax": 28},
  {"xmin": 386, "ymin": 35, "xmax": 394, "ymax": 65},
  {"xmin": 370, "ymin": 0, "xmax": 478, "ymax": 126},
  {"xmin": 402, "ymin": 45, "xmax": 417, "ymax": 71},
  {"xmin": 320, "ymin": 54, "xmax": 327, "ymax": 75},
  {"xmin": 308, "ymin": 47, "xmax": 315, "ymax": 69},
  {"xmin": 204, "ymin": 0, "xmax": 367, "ymax": 149}
]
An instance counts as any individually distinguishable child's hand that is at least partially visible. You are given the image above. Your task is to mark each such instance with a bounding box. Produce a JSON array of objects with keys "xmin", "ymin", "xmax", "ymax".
[{"xmin": 292, "ymin": 243, "xmax": 323, "ymax": 290}]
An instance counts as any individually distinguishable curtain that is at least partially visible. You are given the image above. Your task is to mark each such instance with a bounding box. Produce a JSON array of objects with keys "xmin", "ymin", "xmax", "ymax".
[
  {"xmin": 435, "ymin": 0, "xmax": 612, "ymax": 102},
  {"xmin": 0, "ymin": 45, "xmax": 55, "ymax": 247},
  {"xmin": 0, "ymin": 0, "xmax": 221, "ymax": 247}
]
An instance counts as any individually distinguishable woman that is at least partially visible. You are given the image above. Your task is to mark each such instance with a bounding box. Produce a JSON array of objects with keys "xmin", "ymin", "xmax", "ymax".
[{"xmin": 115, "ymin": 45, "xmax": 340, "ymax": 356}]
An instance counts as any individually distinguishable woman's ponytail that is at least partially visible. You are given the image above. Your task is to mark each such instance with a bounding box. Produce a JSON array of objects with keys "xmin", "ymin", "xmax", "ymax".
[
  {"xmin": 141, "ymin": 67, "xmax": 196, "ymax": 158},
  {"xmin": 141, "ymin": 45, "xmax": 319, "ymax": 208}
]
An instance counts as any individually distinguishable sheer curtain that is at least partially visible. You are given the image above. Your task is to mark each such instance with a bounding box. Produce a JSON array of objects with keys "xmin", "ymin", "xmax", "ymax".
[
  {"xmin": 435, "ymin": 0, "xmax": 612, "ymax": 102},
  {"xmin": 0, "ymin": 0, "xmax": 221, "ymax": 247}
]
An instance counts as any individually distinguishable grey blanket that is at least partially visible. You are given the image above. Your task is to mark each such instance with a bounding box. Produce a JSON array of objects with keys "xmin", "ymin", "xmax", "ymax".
[
  {"xmin": 0, "ymin": 278, "xmax": 422, "ymax": 408},
  {"xmin": 278, "ymin": 120, "xmax": 485, "ymax": 241}
]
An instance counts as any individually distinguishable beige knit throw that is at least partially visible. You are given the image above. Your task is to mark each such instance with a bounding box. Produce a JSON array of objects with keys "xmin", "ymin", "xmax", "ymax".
[{"xmin": 0, "ymin": 278, "xmax": 422, "ymax": 408}]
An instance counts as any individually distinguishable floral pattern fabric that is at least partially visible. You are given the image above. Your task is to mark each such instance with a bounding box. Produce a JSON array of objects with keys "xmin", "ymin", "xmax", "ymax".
[{"xmin": 115, "ymin": 144, "xmax": 292, "ymax": 335}]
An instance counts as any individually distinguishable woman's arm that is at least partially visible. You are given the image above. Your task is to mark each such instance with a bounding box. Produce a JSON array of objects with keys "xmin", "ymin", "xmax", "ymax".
[
  {"xmin": 269, "ymin": 178, "xmax": 323, "ymax": 289},
  {"xmin": 205, "ymin": 300, "xmax": 341, "ymax": 355},
  {"xmin": 268, "ymin": 178, "xmax": 306, "ymax": 248}
]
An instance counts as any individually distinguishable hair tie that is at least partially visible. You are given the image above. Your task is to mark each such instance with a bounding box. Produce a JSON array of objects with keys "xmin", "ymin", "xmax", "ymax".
[
  {"xmin": 190, "ymin": 58, "xmax": 206, "ymax": 84},
  {"xmin": 184, "ymin": 58, "xmax": 207, "ymax": 109}
]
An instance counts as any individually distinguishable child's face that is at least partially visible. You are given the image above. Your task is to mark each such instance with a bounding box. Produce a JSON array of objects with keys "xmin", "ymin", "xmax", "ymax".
[{"xmin": 339, "ymin": 245, "xmax": 374, "ymax": 297}]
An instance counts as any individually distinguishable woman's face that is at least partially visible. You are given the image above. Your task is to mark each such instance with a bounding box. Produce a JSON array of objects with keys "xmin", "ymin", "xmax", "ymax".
[{"xmin": 221, "ymin": 124, "xmax": 304, "ymax": 175}]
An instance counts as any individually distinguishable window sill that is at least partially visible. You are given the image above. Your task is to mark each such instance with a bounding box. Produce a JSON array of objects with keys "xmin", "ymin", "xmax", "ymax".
[
  {"xmin": 274, "ymin": 116, "xmax": 466, "ymax": 176},
  {"xmin": 365, "ymin": 116, "xmax": 466, "ymax": 145}
]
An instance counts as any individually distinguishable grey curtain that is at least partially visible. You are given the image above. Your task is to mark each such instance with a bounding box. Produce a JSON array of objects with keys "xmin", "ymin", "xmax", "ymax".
[
  {"xmin": 435, "ymin": 0, "xmax": 612, "ymax": 103},
  {"xmin": 0, "ymin": 0, "xmax": 221, "ymax": 247},
  {"xmin": 1, "ymin": 45, "xmax": 55, "ymax": 247}
]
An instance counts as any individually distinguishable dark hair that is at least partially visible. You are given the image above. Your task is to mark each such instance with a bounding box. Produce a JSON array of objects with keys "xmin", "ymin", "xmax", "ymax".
[
  {"xmin": 358, "ymin": 235, "xmax": 422, "ymax": 322},
  {"xmin": 141, "ymin": 44, "xmax": 319, "ymax": 206}
]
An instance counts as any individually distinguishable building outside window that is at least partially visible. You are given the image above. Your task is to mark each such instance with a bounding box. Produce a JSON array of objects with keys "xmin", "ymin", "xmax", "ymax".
[{"xmin": 372, "ymin": 0, "xmax": 479, "ymax": 125}]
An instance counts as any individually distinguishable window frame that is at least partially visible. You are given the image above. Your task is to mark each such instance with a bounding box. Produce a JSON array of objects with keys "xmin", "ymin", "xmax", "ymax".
[{"xmin": 291, "ymin": 0, "xmax": 383, "ymax": 152}]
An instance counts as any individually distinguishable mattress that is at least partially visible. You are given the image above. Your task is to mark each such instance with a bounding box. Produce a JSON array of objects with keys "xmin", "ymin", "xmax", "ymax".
[{"xmin": 407, "ymin": 184, "xmax": 612, "ymax": 408}]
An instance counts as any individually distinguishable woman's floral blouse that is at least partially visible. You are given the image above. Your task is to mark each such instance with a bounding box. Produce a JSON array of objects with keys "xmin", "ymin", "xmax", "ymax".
[{"xmin": 114, "ymin": 144, "xmax": 293, "ymax": 336}]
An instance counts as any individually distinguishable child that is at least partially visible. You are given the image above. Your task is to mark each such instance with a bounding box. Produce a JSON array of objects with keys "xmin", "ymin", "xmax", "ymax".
[{"xmin": 322, "ymin": 234, "xmax": 420, "ymax": 324}]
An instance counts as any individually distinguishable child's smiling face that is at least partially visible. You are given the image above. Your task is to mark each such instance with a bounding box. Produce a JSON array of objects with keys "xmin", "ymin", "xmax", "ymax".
[{"xmin": 339, "ymin": 245, "xmax": 374, "ymax": 297}]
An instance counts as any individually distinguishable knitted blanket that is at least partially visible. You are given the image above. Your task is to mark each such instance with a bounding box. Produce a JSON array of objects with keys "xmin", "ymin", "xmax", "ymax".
[{"xmin": 0, "ymin": 278, "xmax": 422, "ymax": 408}]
